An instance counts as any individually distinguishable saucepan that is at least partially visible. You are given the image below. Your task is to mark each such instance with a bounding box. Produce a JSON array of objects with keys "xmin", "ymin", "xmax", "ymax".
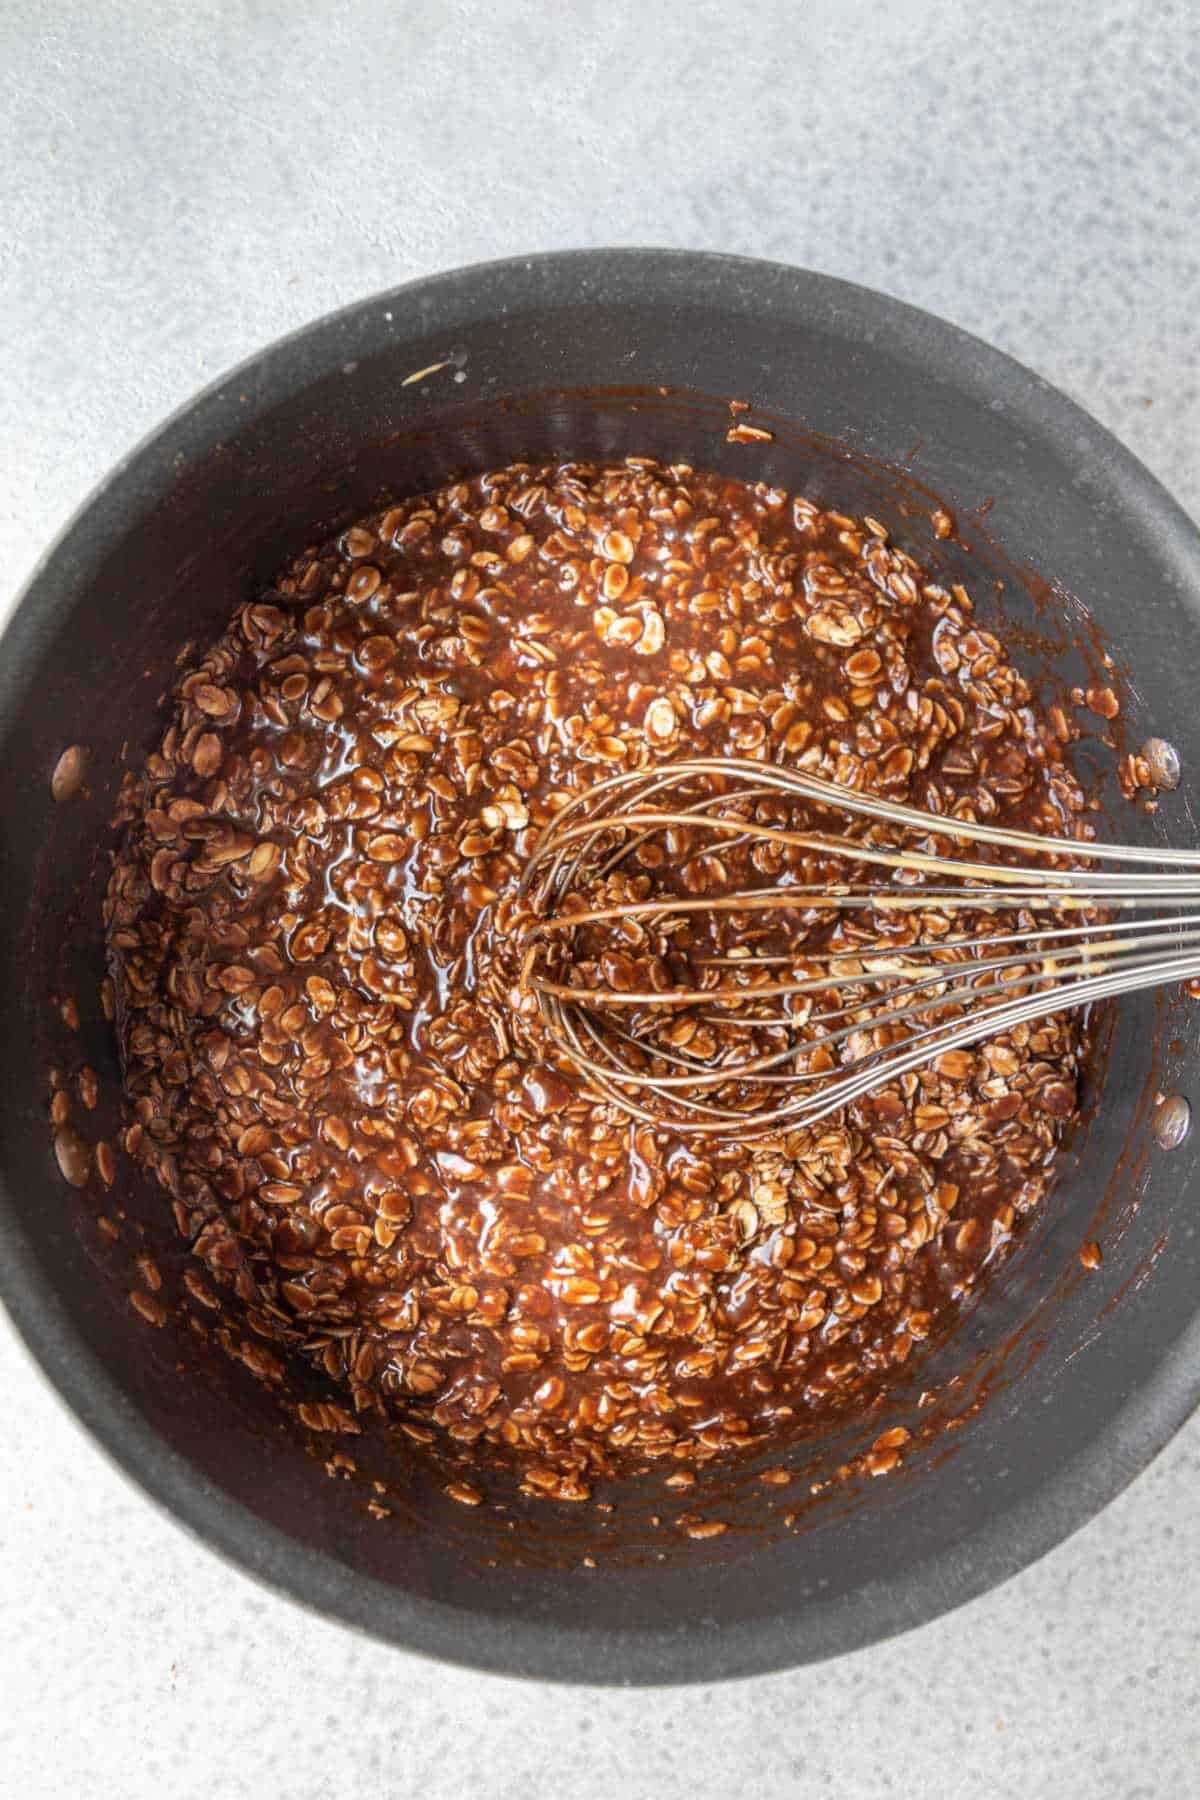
[{"xmin": 2, "ymin": 249, "xmax": 1199, "ymax": 1683}]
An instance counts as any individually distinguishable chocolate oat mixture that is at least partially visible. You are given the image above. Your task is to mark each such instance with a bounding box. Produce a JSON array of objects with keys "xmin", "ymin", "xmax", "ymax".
[{"xmin": 105, "ymin": 458, "xmax": 1089, "ymax": 1500}]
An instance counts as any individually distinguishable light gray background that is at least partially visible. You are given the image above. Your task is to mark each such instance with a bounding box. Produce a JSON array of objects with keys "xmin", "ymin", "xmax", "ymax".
[{"xmin": 2, "ymin": 2, "xmax": 1198, "ymax": 1795}]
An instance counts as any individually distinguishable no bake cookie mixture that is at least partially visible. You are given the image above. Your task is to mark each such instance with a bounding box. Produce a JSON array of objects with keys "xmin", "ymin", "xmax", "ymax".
[{"xmin": 105, "ymin": 457, "xmax": 1089, "ymax": 1500}]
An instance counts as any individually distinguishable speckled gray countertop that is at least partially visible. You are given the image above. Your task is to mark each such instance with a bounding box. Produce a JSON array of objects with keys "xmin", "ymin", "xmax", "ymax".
[{"xmin": 2, "ymin": 2, "xmax": 1199, "ymax": 1794}]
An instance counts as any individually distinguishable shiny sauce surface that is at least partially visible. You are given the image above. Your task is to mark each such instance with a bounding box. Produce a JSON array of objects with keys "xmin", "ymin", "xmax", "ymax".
[{"xmin": 106, "ymin": 459, "xmax": 1088, "ymax": 1499}]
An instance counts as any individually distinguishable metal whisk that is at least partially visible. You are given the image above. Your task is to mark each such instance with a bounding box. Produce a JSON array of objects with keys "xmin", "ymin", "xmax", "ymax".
[{"xmin": 517, "ymin": 757, "xmax": 1200, "ymax": 1137}]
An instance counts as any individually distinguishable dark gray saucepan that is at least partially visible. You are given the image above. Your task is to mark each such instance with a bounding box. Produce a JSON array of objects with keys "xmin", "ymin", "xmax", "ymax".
[{"xmin": 3, "ymin": 250, "xmax": 1200, "ymax": 1685}]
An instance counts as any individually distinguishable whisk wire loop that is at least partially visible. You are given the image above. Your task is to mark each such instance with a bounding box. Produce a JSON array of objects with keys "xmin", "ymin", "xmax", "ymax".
[{"xmin": 518, "ymin": 758, "xmax": 1200, "ymax": 1137}]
